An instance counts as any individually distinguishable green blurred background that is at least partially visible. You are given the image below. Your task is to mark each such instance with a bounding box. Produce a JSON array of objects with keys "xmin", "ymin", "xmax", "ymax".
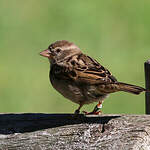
[{"xmin": 0, "ymin": 0, "xmax": 149, "ymax": 114}]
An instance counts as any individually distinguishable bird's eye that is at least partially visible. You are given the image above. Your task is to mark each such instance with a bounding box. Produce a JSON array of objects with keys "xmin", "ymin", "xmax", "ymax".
[{"xmin": 56, "ymin": 48, "xmax": 61, "ymax": 53}]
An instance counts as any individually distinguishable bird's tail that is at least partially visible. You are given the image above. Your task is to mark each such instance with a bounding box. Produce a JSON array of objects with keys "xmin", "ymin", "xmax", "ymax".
[{"xmin": 118, "ymin": 82, "xmax": 146, "ymax": 95}]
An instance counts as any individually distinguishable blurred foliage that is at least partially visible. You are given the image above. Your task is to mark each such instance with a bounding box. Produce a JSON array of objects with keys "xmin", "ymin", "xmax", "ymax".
[{"xmin": 0, "ymin": 0, "xmax": 149, "ymax": 114}]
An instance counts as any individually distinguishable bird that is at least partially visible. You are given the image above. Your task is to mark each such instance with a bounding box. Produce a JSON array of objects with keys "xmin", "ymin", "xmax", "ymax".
[{"xmin": 40, "ymin": 40, "xmax": 145, "ymax": 115}]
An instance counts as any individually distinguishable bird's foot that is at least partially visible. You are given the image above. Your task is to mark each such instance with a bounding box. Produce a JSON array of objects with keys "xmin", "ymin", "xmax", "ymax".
[
  {"xmin": 82, "ymin": 101, "xmax": 103, "ymax": 115},
  {"xmin": 82, "ymin": 110, "xmax": 102, "ymax": 115},
  {"xmin": 74, "ymin": 109, "xmax": 80, "ymax": 114}
]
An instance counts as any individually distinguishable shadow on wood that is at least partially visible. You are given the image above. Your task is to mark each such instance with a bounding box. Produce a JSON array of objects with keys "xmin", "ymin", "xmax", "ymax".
[{"xmin": 0, "ymin": 113, "xmax": 120, "ymax": 134}]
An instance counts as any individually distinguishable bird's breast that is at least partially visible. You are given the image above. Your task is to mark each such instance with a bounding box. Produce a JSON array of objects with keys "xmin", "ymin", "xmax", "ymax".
[{"xmin": 50, "ymin": 69, "xmax": 85, "ymax": 104}]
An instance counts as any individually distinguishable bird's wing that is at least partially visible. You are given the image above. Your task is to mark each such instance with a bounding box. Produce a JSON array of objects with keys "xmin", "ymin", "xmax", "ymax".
[{"xmin": 67, "ymin": 54, "xmax": 118, "ymax": 85}]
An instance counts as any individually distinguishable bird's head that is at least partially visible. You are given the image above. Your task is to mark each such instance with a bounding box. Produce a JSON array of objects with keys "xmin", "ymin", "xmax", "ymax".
[{"xmin": 40, "ymin": 40, "xmax": 81, "ymax": 64}]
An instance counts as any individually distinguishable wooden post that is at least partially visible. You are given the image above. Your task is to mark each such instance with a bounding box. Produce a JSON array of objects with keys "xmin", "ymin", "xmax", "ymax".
[{"xmin": 145, "ymin": 60, "xmax": 150, "ymax": 114}]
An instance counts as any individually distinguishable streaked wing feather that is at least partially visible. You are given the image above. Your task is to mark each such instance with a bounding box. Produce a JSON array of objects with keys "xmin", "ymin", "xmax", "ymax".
[
  {"xmin": 69, "ymin": 54, "xmax": 117, "ymax": 85},
  {"xmin": 52, "ymin": 54, "xmax": 118, "ymax": 85}
]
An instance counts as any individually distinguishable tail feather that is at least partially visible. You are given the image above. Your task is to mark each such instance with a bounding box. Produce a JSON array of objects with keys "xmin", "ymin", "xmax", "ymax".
[{"xmin": 118, "ymin": 82, "xmax": 145, "ymax": 95}]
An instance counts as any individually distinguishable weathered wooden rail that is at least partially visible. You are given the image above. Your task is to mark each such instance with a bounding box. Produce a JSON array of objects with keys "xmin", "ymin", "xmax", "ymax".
[{"xmin": 0, "ymin": 113, "xmax": 150, "ymax": 150}]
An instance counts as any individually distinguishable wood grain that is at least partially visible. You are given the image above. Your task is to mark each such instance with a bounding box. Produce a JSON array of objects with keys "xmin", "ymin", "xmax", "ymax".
[{"xmin": 0, "ymin": 113, "xmax": 150, "ymax": 150}]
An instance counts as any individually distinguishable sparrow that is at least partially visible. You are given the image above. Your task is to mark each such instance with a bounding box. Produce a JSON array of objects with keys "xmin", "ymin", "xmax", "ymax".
[{"xmin": 40, "ymin": 40, "xmax": 145, "ymax": 115}]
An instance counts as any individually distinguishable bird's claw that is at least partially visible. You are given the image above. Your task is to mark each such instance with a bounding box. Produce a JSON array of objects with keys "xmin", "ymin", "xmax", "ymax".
[{"xmin": 82, "ymin": 110, "xmax": 102, "ymax": 115}]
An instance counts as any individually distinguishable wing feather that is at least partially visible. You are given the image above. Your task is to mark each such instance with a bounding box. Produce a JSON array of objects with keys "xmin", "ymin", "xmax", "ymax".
[
  {"xmin": 69, "ymin": 54, "xmax": 117, "ymax": 84},
  {"xmin": 51, "ymin": 54, "xmax": 117, "ymax": 85}
]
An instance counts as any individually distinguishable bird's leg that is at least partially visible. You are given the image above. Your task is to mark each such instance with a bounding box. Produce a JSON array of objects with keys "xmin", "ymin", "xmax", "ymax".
[
  {"xmin": 92, "ymin": 101, "xmax": 103, "ymax": 114},
  {"xmin": 74, "ymin": 103, "xmax": 83, "ymax": 114},
  {"xmin": 83, "ymin": 101, "xmax": 103, "ymax": 115}
]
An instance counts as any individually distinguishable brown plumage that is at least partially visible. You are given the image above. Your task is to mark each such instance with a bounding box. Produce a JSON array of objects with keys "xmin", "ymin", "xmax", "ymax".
[{"xmin": 40, "ymin": 40, "xmax": 145, "ymax": 114}]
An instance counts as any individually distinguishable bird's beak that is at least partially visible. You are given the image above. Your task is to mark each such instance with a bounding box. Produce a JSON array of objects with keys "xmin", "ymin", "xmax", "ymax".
[{"xmin": 40, "ymin": 49, "xmax": 51, "ymax": 58}]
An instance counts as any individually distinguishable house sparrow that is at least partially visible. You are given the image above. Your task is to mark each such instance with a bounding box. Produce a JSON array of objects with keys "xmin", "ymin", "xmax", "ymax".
[{"xmin": 40, "ymin": 40, "xmax": 145, "ymax": 115}]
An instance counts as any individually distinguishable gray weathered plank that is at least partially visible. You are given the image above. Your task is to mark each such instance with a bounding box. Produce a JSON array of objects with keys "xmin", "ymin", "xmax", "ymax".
[{"xmin": 0, "ymin": 113, "xmax": 150, "ymax": 150}]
